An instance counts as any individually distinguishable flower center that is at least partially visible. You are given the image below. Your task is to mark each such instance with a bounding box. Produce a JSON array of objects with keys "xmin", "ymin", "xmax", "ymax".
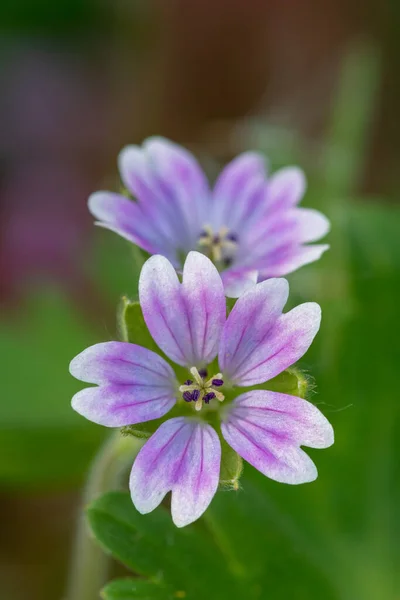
[
  {"xmin": 198, "ymin": 225, "xmax": 238, "ymax": 268},
  {"xmin": 178, "ymin": 367, "xmax": 225, "ymax": 411}
]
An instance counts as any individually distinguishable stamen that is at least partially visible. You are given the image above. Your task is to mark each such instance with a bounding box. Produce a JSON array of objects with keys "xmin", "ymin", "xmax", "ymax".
[
  {"xmin": 203, "ymin": 392, "xmax": 215, "ymax": 404},
  {"xmin": 181, "ymin": 367, "xmax": 225, "ymax": 410},
  {"xmin": 194, "ymin": 396, "xmax": 203, "ymax": 411},
  {"xmin": 190, "ymin": 366, "xmax": 204, "ymax": 386},
  {"xmin": 214, "ymin": 390, "xmax": 225, "ymax": 402},
  {"xmin": 197, "ymin": 225, "xmax": 238, "ymax": 267}
]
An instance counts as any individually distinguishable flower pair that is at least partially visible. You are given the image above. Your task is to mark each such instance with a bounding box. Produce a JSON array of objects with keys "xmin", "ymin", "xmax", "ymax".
[
  {"xmin": 71, "ymin": 251, "xmax": 333, "ymax": 527},
  {"xmin": 70, "ymin": 138, "xmax": 333, "ymax": 527}
]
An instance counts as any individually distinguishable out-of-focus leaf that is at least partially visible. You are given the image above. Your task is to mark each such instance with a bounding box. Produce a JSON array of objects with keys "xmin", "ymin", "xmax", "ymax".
[
  {"xmin": 0, "ymin": 291, "xmax": 105, "ymax": 486},
  {"xmin": 101, "ymin": 578, "xmax": 174, "ymax": 600},
  {"xmin": 246, "ymin": 201, "xmax": 400, "ymax": 600},
  {"xmin": 92, "ymin": 234, "xmax": 144, "ymax": 304}
]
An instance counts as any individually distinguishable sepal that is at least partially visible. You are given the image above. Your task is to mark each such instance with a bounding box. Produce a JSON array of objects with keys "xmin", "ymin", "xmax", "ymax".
[
  {"xmin": 265, "ymin": 367, "xmax": 311, "ymax": 399},
  {"xmin": 117, "ymin": 296, "xmax": 159, "ymax": 354},
  {"xmin": 219, "ymin": 436, "xmax": 243, "ymax": 490}
]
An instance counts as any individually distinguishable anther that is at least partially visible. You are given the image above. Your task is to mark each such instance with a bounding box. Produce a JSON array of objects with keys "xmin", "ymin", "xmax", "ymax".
[
  {"xmin": 203, "ymin": 392, "xmax": 216, "ymax": 404},
  {"xmin": 192, "ymin": 389, "xmax": 200, "ymax": 401},
  {"xmin": 183, "ymin": 391, "xmax": 193, "ymax": 402}
]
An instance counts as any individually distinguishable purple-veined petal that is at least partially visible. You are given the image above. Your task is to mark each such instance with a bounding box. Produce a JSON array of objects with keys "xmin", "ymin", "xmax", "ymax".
[
  {"xmin": 220, "ymin": 280, "xmax": 321, "ymax": 386},
  {"xmin": 233, "ymin": 212, "xmax": 298, "ymax": 273},
  {"xmin": 258, "ymin": 244, "xmax": 330, "ymax": 279},
  {"xmin": 139, "ymin": 252, "xmax": 225, "ymax": 367},
  {"xmin": 221, "ymin": 268, "xmax": 258, "ymax": 298},
  {"xmin": 145, "ymin": 137, "xmax": 211, "ymax": 227},
  {"xmin": 118, "ymin": 138, "xmax": 210, "ymax": 253},
  {"xmin": 70, "ymin": 342, "xmax": 176, "ymax": 427},
  {"xmin": 219, "ymin": 278, "xmax": 289, "ymax": 381},
  {"xmin": 221, "ymin": 390, "xmax": 333, "ymax": 484},
  {"xmin": 118, "ymin": 145, "xmax": 183, "ymax": 250},
  {"xmin": 266, "ymin": 166, "xmax": 306, "ymax": 211},
  {"xmin": 130, "ymin": 417, "xmax": 221, "ymax": 527},
  {"xmin": 211, "ymin": 152, "xmax": 267, "ymax": 231},
  {"xmin": 88, "ymin": 191, "xmax": 176, "ymax": 259}
]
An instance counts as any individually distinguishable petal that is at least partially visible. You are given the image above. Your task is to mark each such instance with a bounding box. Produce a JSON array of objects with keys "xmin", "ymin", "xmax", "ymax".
[
  {"xmin": 294, "ymin": 208, "xmax": 331, "ymax": 243},
  {"xmin": 70, "ymin": 342, "xmax": 176, "ymax": 427},
  {"xmin": 88, "ymin": 191, "xmax": 172, "ymax": 258},
  {"xmin": 139, "ymin": 252, "xmax": 225, "ymax": 366},
  {"xmin": 211, "ymin": 152, "xmax": 267, "ymax": 233},
  {"xmin": 259, "ymin": 244, "xmax": 330, "ymax": 279},
  {"xmin": 266, "ymin": 166, "xmax": 306, "ymax": 210},
  {"xmin": 221, "ymin": 269, "xmax": 258, "ymax": 298},
  {"xmin": 118, "ymin": 138, "xmax": 210, "ymax": 252},
  {"xmin": 220, "ymin": 280, "xmax": 321, "ymax": 386},
  {"xmin": 221, "ymin": 390, "xmax": 333, "ymax": 484},
  {"xmin": 130, "ymin": 417, "xmax": 221, "ymax": 527},
  {"xmin": 219, "ymin": 278, "xmax": 289, "ymax": 381},
  {"xmin": 69, "ymin": 341, "xmax": 175, "ymax": 385},
  {"xmin": 145, "ymin": 137, "xmax": 211, "ymax": 225},
  {"xmin": 211, "ymin": 152, "xmax": 267, "ymax": 231}
]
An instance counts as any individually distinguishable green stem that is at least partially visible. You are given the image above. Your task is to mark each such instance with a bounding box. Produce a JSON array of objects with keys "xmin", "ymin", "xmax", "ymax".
[{"xmin": 65, "ymin": 431, "xmax": 142, "ymax": 600}]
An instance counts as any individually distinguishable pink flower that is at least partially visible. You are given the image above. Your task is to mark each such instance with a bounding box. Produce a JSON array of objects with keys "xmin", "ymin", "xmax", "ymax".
[
  {"xmin": 70, "ymin": 252, "xmax": 333, "ymax": 527},
  {"xmin": 88, "ymin": 138, "xmax": 330, "ymax": 296}
]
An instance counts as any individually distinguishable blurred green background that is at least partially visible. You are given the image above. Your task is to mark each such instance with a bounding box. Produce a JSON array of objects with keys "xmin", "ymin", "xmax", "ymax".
[{"xmin": 1, "ymin": 1, "xmax": 399, "ymax": 599}]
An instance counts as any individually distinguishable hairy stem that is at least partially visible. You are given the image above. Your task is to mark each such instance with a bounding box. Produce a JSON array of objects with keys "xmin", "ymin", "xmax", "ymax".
[{"xmin": 64, "ymin": 431, "xmax": 142, "ymax": 600}]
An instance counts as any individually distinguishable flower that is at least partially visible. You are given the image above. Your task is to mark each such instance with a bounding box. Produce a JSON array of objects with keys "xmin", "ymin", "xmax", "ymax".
[
  {"xmin": 88, "ymin": 137, "xmax": 330, "ymax": 297},
  {"xmin": 70, "ymin": 252, "xmax": 333, "ymax": 527}
]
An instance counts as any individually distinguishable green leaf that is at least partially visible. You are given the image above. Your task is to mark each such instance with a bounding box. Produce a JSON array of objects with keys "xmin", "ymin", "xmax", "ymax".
[
  {"xmin": 101, "ymin": 578, "xmax": 174, "ymax": 600},
  {"xmin": 87, "ymin": 491, "xmax": 245, "ymax": 600}
]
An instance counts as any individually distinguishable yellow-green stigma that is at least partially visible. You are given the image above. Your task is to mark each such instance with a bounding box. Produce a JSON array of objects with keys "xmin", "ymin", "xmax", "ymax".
[{"xmin": 179, "ymin": 367, "xmax": 225, "ymax": 411}]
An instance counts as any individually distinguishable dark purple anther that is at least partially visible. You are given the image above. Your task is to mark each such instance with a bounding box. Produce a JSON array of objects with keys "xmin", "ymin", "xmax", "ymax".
[
  {"xmin": 226, "ymin": 232, "xmax": 238, "ymax": 242},
  {"xmin": 199, "ymin": 230, "xmax": 208, "ymax": 238},
  {"xmin": 184, "ymin": 379, "xmax": 193, "ymax": 385},
  {"xmin": 183, "ymin": 391, "xmax": 193, "ymax": 402},
  {"xmin": 192, "ymin": 389, "xmax": 200, "ymax": 401},
  {"xmin": 212, "ymin": 378, "xmax": 224, "ymax": 387},
  {"xmin": 198, "ymin": 368, "xmax": 208, "ymax": 379},
  {"xmin": 213, "ymin": 234, "xmax": 220, "ymax": 244},
  {"xmin": 203, "ymin": 392, "xmax": 216, "ymax": 404}
]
